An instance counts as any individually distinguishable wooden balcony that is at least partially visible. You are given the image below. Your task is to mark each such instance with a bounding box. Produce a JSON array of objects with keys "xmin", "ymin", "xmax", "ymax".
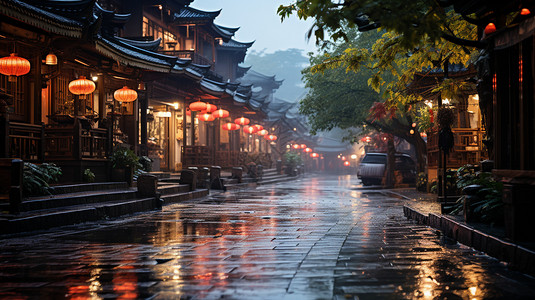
[{"xmin": 427, "ymin": 128, "xmax": 487, "ymax": 168}]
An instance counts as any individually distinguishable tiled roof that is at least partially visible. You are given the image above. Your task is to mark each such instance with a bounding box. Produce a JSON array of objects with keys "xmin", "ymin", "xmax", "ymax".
[{"xmin": 173, "ymin": 6, "xmax": 220, "ymax": 22}]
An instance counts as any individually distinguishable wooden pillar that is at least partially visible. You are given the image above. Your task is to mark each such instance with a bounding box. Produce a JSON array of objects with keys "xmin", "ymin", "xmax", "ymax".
[{"xmin": 139, "ymin": 89, "xmax": 148, "ymax": 156}]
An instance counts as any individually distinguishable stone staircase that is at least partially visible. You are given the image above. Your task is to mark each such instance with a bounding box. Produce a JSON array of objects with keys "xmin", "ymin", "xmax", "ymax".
[{"xmin": 0, "ymin": 176, "xmax": 208, "ymax": 234}]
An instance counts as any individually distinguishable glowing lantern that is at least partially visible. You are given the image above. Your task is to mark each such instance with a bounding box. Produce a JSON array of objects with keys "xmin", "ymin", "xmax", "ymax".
[
  {"xmin": 420, "ymin": 132, "xmax": 427, "ymax": 138},
  {"xmin": 222, "ymin": 123, "xmax": 240, "ymax": 130},
  {"xmin": 410, "ymin": 129, "xmax": 415, "ymax": 135},
  {"xmin": 234, "ymin": 117, "xmax": 250, "ymax": 126},
  {"xmin": 484, "ymin": 23, "xmax": 496, "ymax": 35},
  {"xmin": 257, "ymin": 129, "xmax": 268, "ymax": 136},
  {"xmin": 45, "ymin": 53, "xmax": 57, "ymax": 66},
  {"xmin": 0, "ymin": 53, "xmax": 31, "ymax": 82},
  {"xmin": 114, "ymin": 86, "xmax": 137, "ymax": 102},
  {"xmin": 304, "ymin": 148, "xmax": 312, "ymax": 153},
  {"xmin": 412, "ymin": 122, "xmax": 417, "ymax": 128},
  {"xmin": 253, "ymin": 124, "xmax": 263, "ymax": 131},
  {"xmin": 68, "ymin": 76, "xmax": 95, "ymax": 99},
  {"xmin": 204, "ymin": 103, "xmax": 217, "ymax": 113},
  {"xmin": 521, "ymin": 8, "xmax": 531, "ymax": 15},
  {"xmin": 311, "ymin": 153, "xmax": 319, "ymax": 158},
  {"xmin": 189, "ymin": 100, "xmax": 207, "ymax": 111},
  {"xmin": 212, "ymin": 109, "xmax": 229, "ymax": 118},
  {"xmin": 300, "ymin": 144, "xmax": 307, "ymax": 149},
  {"xmin": 264, "ymin": 134, "xmax": 277, "ymax": 141},
  {"xmin": 344, "ymin": 161, "xmax": 350, "ymax": 167},
  {"xmin": 199, "ymin": 113, "xmax": 215, "ymax": 121},
  {"xmin": 243, "ymin": 126, "xmax": 257, "ymax": 134},
  {"xmin": 292, "ymin": 144, "xmax": 300, "ymax": 149}
]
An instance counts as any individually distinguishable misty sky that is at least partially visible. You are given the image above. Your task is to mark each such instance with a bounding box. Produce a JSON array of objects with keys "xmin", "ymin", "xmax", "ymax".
[{"xmin": 190, "ymin": 0, "xmax": 317, "ymax": 54}]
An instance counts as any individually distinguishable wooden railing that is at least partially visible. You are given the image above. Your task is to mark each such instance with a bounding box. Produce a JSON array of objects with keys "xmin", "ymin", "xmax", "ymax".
[
  {"xmin": 181, "ymin": 146, "xmax": 243, "ymax": 168},
  {"xmin": 45, "ymin": 119, "xmax": 108, "ymax": 160},
  {"xmin": 9, "ymin": 122, "xmax": 44, "ymax": 162},
  {"xmin": 427, "ymin": 128, "xmax": 487, "ymax": 168}
]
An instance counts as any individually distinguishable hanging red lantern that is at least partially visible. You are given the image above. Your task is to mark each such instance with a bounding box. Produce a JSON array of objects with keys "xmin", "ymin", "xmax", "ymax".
[
  {"xmin": 204, "ymin": 103, "xmax": 217, "ymax": 113},
  {"xmin": 484, "ymin": 23, "xmax": 496, "ymax": 35},
  {"xmin": 212, "ymin": 109, "xmax": 229, "ymax": 118},
  {"xmin": 0, "ymin": 53, "xmax": 31, "ymax": 82},
  {"xmin": 300, "ymin": 144, "xmax": 307, "ymax": 149},
  {"xmin": 199, "ymin": 113, "xmax": 215, "ymax": 121},
  {"xmin": 304, "ymin": 147, "xmax": 312, "ymax": 153},
  {"xmin": 521, "ymin": 8, "xmax": 531, "ymax": 15},
  {"xmin": 257, "ymin": 129, "xmax": 268, "ymax": 136},
  {"xmin": 253, "ymin": 124, "xmax": 263, "ymax": 131},
  {"xmin": 243, "ymin": 125, "xmax": 258, "ymax": 134},
  {"xmin": 114, "ymin": 86, "xmax": 137, "ymax": 102},
  {"xmin": 189, "ymin": 100, "xmax": 207, "ymax": 111},
  {"xmin": 292, "ymin": 144, "xmax": 300, "ymax": 149},
  {"xmin": 311, "ymin": 153, "xmax": 319, "ymax": 158},
  {"xmin": 222, "ymin": 123, "xmax": 240, "ymax": 130},
  {"xmin": 68, "ymin": 76, "xmax": 95, "ymax": 99},
  {"xmin": 234, "ymin": 117, "xmax": 250, "ymax": 126},
  {"xmin": 344, "ymin": 161, "xmax": 350, "ymax": 167},
  {"xmin": 264, "ymin": 134, "xmax": 277, "ymax": 141}
]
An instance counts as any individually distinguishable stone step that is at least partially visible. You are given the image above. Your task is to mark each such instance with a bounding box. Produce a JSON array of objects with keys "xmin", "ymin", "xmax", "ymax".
[
  {"xmin": 148, "ymin": 171, "xmax": 171, "ymax": 179},
  {"xmin": 157, "ymin": 184, "xmax": 190, "ymax": 195},
  {"xmin": 20, "ymin": 189, "xmax": 139, "ymax": 212},
  {"xmin": 48, "ymin": 182, "xmax": 129, "ymax": 195},
  {"xmin": 160, "ymin": 189, "xmax": 209, "ymax": 205},
  {"xmin": 0, "ymin": 197, "xmax": 157, "ymax": 234}
]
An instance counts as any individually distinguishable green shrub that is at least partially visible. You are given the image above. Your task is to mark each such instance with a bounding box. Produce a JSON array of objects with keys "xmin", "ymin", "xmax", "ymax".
[
  {"xmin": 284, "ymin": 152, "xmax": 303, "ymax": 168},
  {"xmin": 110, "ymin": 147, "xmax": 142, "ymax": 170},
  {"xmin": 416, "ymin": 172, "xmax": 428, "ymax": 192},
  {"xmin": 23, "ymin": 163, "xmax": 62, "ymax": 196},
  {"xmin": 452, "ymin": 164, "xmax": 503, "ymax": 224},
  {"xmin": 83, "ymin": 168, "xmax": 95, "ymax": 183},
  {"xmin": 139, "ymin": 156, "xmax": 152, "ymax": 172}
]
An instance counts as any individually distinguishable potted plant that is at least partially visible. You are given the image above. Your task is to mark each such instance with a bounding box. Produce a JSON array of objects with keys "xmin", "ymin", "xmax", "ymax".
[
  {"xmin": 109, "ymin": 147, "xmax": 142, "ymax": 185},
  {"xmin": 283, "ymin": 152, "xmax": 302, "ymax": 176}
]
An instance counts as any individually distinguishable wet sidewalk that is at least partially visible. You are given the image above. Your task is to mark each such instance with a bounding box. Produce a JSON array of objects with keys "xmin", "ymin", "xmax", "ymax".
[
  {"xmin": 390, "ymin": 188, "xmax": 535, "ymax": 276},
  {"xmin": 0, "ymin": 174, "xmax": 534, "ymax": 299}
]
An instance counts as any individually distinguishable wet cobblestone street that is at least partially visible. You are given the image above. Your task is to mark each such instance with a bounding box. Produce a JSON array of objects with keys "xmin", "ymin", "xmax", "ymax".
[{"xmin": 1, "ymin": 175, "xmax": 534, "ymax": 299}]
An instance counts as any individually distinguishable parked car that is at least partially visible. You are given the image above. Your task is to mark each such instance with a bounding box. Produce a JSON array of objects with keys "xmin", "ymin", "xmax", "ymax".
[{"xmin": 357, "ymin": 153, "xmax": 416, "ymax": 186}]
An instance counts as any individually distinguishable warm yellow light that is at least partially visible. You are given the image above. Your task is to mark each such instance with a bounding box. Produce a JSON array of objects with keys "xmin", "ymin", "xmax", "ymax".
[
  {"xmin": 469, "ymin": 287, "xmax": 477, "ymax": 296},
  {"xmin": 172, "ymin": 102, "xmax": 179, "ymax": 110},
  {"xmin": 45, "ymin": 53, "xmax": 57, "ymax": 65},
  {"xmin": 350, "ymin": 154, "xmax": 357, "ymax": 160}
]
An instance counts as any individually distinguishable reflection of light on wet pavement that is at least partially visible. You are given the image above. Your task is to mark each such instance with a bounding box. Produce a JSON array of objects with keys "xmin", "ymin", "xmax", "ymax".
[{"xmin": 0, "ymin": 175, "xmax": 534, "ymax": 299}]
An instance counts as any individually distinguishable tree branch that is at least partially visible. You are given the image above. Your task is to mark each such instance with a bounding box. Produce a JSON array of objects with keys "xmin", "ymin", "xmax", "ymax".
[{"xmin": 441, "ymin": 33, "xmax": 487, "ymax": 48}]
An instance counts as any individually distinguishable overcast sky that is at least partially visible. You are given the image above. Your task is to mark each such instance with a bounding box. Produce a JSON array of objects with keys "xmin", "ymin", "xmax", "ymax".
[{"xmin": 190, "ymin": 0, "xmax": 317, "ymax": 54}]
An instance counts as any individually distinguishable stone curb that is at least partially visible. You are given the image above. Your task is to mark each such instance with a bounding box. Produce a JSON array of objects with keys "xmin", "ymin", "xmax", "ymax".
[{"xmin": 402, "ymin": 205, "xmax": 535, "ymax": 276}]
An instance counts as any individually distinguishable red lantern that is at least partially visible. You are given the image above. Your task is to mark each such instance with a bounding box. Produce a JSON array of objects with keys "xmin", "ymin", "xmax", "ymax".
[
  {"xmin": 69, "ymin": 76, "xmax": 95, "ymax": 99},
  {"xmin": 300, "ymin": 144, "xmax": 307, "ymax": 149},
  {"xmin": 212, "ymin": 109, "xmax": 229, "ymax": 118},
  {"xmin": 204, "ymin": 103, "xmax": 217, "ymax": 113},
  {"xmin": 484, "ymin": 23, "xmax": 496, "ymax": 35},
  {"xmin": 0, "ymin": 53, "xmax": 31, "ymax": 82},
  {"xmin": 304, "ymin": 148, "xmax": 312, "ymax": 153},
  {"xmin": 222, "ymin": 123, "xmax": 240, "ymax": 130},
  {"xmin": 257, "ymin": 129, "xmax": 268, "ymax": 136},
  {"xmin": 311, "ymin": 153, "xmax": 319, "ymax": 158},
  {"xmin": 199, "ymin": 113, "xmax": 215, "ymax": 121},
  {"xmin": 234, "ymin": 117, "xmax": 250, "ymax": 126},
  {"xmin": 189, "ymin": 100, "xmax": 207, "ymax": 111},
  {"xmin": 114, "ymin": 86, "xmax": 138, "ymax": 102},
  {"xmin": 253, "ymin": 125, "xmax": 263, "ymax": 131},
  {"xmin": 243, "ymin": 125, "xmax": 258, "ymax": 134},
  {"xmin": 292, "ymin": 144, "xmax": 300, "ymax": 149},
  {"xmin": 521, "ymin": 8, "xmax": 531, "ymax": 15},
  {"xmin": 264, "ymin": 134, "xmax": 277, "ymax": 141},
  {"xmin": 344, "ymin": 161, "xmax": 350, "ymax": 167}
]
